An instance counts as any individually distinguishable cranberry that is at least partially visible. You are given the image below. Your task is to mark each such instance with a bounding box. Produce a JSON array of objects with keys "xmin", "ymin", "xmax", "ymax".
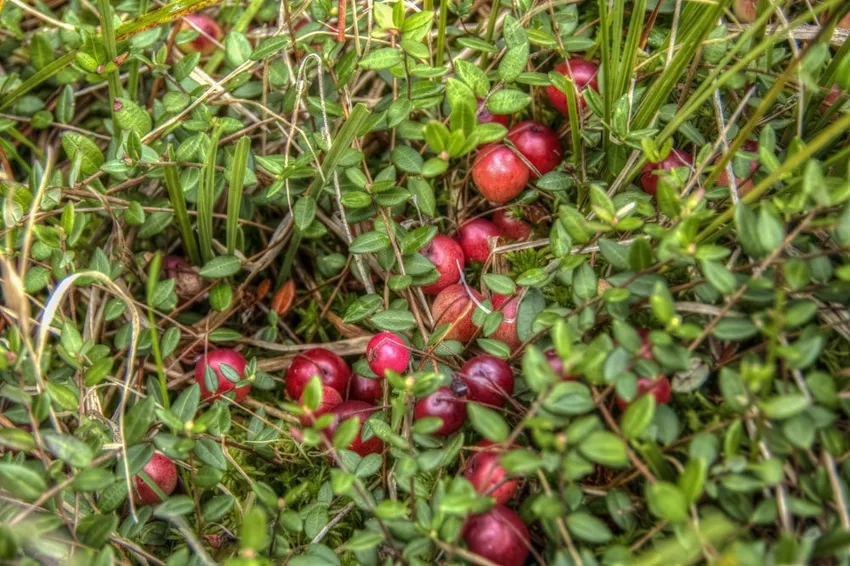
[
  {"xmin": 640, "ymin": 149, "xmax": 693, "ymax": 197},
  {"xmin": 493, "ymin": 208, "xmax": 532, "ymax": 241},
  {"xmin": 324, "ymin": 401, "xmax": 383, "ymax": 457},
  {"xmin": 544, "ymin": 349, "xmax": 579, "ymax": 381},
  {"xmin": 460, "ymin": 355, "xmax": 514, "ymax": 407},
  {"xmin": 134, "ymin": 452, "xmax": 178, "ymax": 506},
  {"xmin": 414, "ymin": 386, "xmax": 467, "ymax": 436},
  {"xmin": 732, "ymin": 0, "xmax": 757, "ymax": 22},
  {"xmin": 715, "ymin": 140, "xmax": 760, "ymax": 195},
  {"xmin": 636, "ymin": 328, "xmax": 654, "ymax": 360},
  {"xmin": 349, "ymin": 373, "xmax": 383, "ymax": 404},
  {"xmin": 431, "ymin": 284, "xmax": 484, "ymax": 342},
  {"xmin": 491, "ymin": 294, "xmax": 521, "ymax": 352},
  {"xmin": 477, "ymin": 99, "xmax": 509, "ymax": 127},
  {"xmin": 162, "ymin": 256, "xmax": 203, "ymax": 300},
  {"xmin": 472, "ymin": 143, "xmax": 530, "ymax": 205},
  {"xmin": 366, "ymin": 332, "xmax": 409, "ymax": 378},
  {"xmin": 457, "ymin": 219, "xmax": 502, "ymax": 263},
  {"xmin": 194, "ymin": 349, "xmax": 251, "ymax": 403},
  {"xmin": 299, "ymin": 385, "xmax": 343, "ymax": 426},
  {"xmin": 616, "ymin": 376, "xmax": 672, "ymax": 410},
  {"xmin": 285, "ymin": 348, "xmax": 351, "ymax": 401},
  {"xmin": 462, "ymin": 504, "xmax": 530, "ymax": 566},
  {"xmin": 464, "ymin": 442, "xmax": 518, "ymax": 504},
  {"xmin": 178, "ymin": 14, "xmax": 222, "ymax": 55},
  {"xmin": 546, "ymin": 59, "xmax": 600, "ymax": 113},
  {"xmin": 507, "ymin": 121, "xmax": 562, "ymax": 178},
  {"xmin": 420, "ymin": 234, "xmax": 466, "ymax": 295}
]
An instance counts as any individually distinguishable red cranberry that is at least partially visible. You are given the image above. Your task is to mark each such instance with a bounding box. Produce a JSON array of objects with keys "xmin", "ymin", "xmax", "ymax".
[
  {"xmin": 460, "ymin": 355, "xmax": 514, "ymax": 407},
  {"xmin": 134, "ymin": 452, "xmax": 178, "ymax": 506},
  {"xmin": 285, "ymin": 348, "xmax": 352, "ymax": 401},
  {"xmin": 298, "ymin": 385, "xmax": 343, "ymax": 426},
  {"xmin": 162, "ymin": 256, "xmax": 203, "ymax": 299},
  {"xmin": 366, "ymin": 332, "xmax": 409, "ymax": 378},
  {"xmin": 432, "ymin": 284, "xmax": 484, "ymax": 343},
  {"xmin": 616, "ymin": 376, "xmax": 672, "ymax": 410},
  {"xmin": 544, "ymin": 349, "xmax": 579, "ymax": 381},
  {"xmin": 462, "ymin": 504, "xmax": 530, "ymax": 566},
  {"xmin": 472, "ymin": 143, "xmax": 530, "ymax": 205},
  {"xmin": 640, "ymin": 149, "xmax": 693, "ymax": 197},
  {"xmin": 194, "ymin": 349, "xmax": 250, "ymax": 403},
  {"xmin": 715, "ymin": 141, "xmax": 760, "ymax": 195},
  {"xmin": 324, "ymin": 401, "xmax": 383, "ymax": 457},
  {"xmin": 546, "ymin": 59, "xmax": 600, "ymax": 113},
  {"xmin": 349, "ymin": 373, "xmax": 383, "ymax": 404},
  {"xmin": 414, "ymin": 386, "xmax": 467, "ymax": 436},
  {"xmin": 477, "ymin": 99, "xmax": 509, "ymax": 127},
  {"xmin": 178, "ymin": 14, "xmax": 222, "ymax": 55},
  {"xmin": 420, "ymin": 234, "xmax": 466, "ymax": 295},
  {"xmin": 507, "ymin": 121, "xmax": 562, "ymax": 178},
  {"xmin": 457, "ymin": 219, "xmax": 502, "ymax": 263},
  {"xmin": 491, "ymin": 294, "xmax": 521, "ymax": 352},
  {"xmin": 464, "ymin": 442, "xmax": 518, "ymax": 504},
  {"xmin": 493, "ymin": 208, "xmax": 532, "ymax": 241}
]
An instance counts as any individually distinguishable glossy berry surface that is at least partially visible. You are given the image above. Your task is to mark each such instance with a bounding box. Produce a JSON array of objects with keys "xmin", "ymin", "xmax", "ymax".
[
  {"xmin": 134, "ymin": 452, "xmax": 178, "ymax": 506},
  {"xmin": 507, "ymin": 121, "xmax": 563, "ymax": 178},
  {"xmin": 493, "ymin": 209, "xmax": 532, "ymax": 241},
  {"xmin": 616, "ymin": 376, "xmax": 672, "ymax": 410},
  {"xmin": 640, "ymin": 149, "xmax": 693, "ymax": 196},
  {"xmin": 194, "ymin": 349, "xmax": 250, "ymax": 402},
  {"xmin": 414, "ymin": 386, "xmax": 467, "ymax": 436},
  {"xmin": 285, "ymin": 348, "xmax": 352, "ymax": 401},
  {"xmin": 431, "ymin": 284, "xmax": 483, "ymax": 343},
  {"xmin": 178, "ymin": 14, "xmax": 222, "ymax": 55},
  {"xmin": 477, "ymin": 99, "xmax": 510, "ymax": 127},
  {"xmin": 491, "ymin": 294, "xmax": 521, "ymax": 351},
  {"xmin": 546, "ymin": 59, "xmax": 600, "ymax": 113},
  {"xmin": 299, "ymin": 385, "xmax": 343, "ymax": 426},
  {"xmin": 325, "ymin": 401, "xmax": 383, "ymax": 457},
  {"xmin": 464, "ymin": 443, "xmax": 518, "ymax": 504},
  {"xmin": 462, "ymin": 504, "xmax": 530, "ymax": 566},
  {"xmin": 366, "ymin": 332, "xmax": 409, "ymax": 378},
  {"xmin": 460, "ymin": 355, "xmax": 514, "ymax": 407},
  {"xmin": 544, "ymin": 349, "xmax": 579, "ymax": 381},
  {"xmin": 457, "ymin": 219, "xmax": 502, "ymax": 263},
  {"xmin": 472, "ymin": 143, "xmax": 530, "ymax": 205},
  {"xmin": 420, "ymin": 234, "xmax": 466, "ymax": 295},
  {"xmin": 349, "ymin": 373, "xmax": 383, "ymax": 404}
]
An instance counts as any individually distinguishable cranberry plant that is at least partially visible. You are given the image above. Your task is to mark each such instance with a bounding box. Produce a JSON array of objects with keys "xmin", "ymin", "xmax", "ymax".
[{"xmin": 0, "ymin": 0, "xmax": 850, "ymax": 564}]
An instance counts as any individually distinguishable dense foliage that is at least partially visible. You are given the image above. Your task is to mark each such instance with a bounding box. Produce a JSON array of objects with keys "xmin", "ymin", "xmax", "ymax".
[{"xmin": 1, "ymin": 0, "xmax": 850, "ymax": 564}]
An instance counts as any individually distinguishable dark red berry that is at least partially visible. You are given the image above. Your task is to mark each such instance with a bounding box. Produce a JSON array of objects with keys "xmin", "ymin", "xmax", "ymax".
[
  {"xmin": 349, "ymin": 373, "xmax": 383, "ymax": 404},
  {"xmin": 493, "ymin": 208, "xmax": 532, "ymax": 241},
  {"xmin": 134, "ymin": 452, "xmax": 178, "ymax": 506},
  {"xmin": 457, "ymin": 219, "xmax": 502, "ymax": 263},
  {"xmin": 477, "ymin": 98, "xmax": 509, "ymax": 127},
  {"xmin": 472, "ymin": 143, "xmax": 530, "ymax": 205},
  {"xmin": 194, "ymin": 349, "xmax": 251, "ymax": 403},
  {"xmin": 285, "ymin": 348, "xmax": 352, "ymax": 401},
  {"xmin": 616, "ymin": 376, "xmax": 672, "ymax": 410},
  {"xmin": 420, "ymin": 235, "xmax": 465, "ymax": 295},
  {"xmin": 366, "ymin": 332, "xmax": 409, "ymax": 378},
  {"xmin": 507, "ymin": 121, "xmax": 562, "ymax": 178},
  {"xmin": 640, "ymin": 149, "xmax": 693, "ymax": 196},
  {"xmin": 460, "ymin": 355, "xmax": 514, "ymax": 407},
  {"xmin": 546, "ymin": 59, "xmax": 600, "ymax": 113},
  {"xmin": 414, "ymin": 386, "xmax": 467, "ymax": 436},
  {"xmin": 299, "ymin": 385, "xmax": 343, "ymax": 426},
  {"xmin": 464, "ymin": 442, "xmax": 518, "ymax": 504},
  {"xmin": 544, "ymin": 349, "xmax": 579, "ymax": 381},
  {"xmin": 324, "ymin": 401, "xmax": 384, "ymax": 457},
  {"xmin": 462, "ymin": 504, "xmax": 530, "ymax": 566}
]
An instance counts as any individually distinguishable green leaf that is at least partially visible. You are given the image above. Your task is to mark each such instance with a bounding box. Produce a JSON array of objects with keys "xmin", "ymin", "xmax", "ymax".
[
  {"xmin": 621, "ymin": 393, "xmax": 655, "ymax": 440},
  {"xmin": 62, "ymin": 132, "xmax": 104, "ymax": 175},
  {"xmin": 359, "ymin": 48, "xmax": 403, "ymax": 70},
  {"xmin": 486, "ymin": 89, "xmax": 531, "ymax": 114},
  {"xmin": 579, "ymin": 431, "xmax": 628, "ymax": 467},
  {"xmin": 759, "ymin": 395, "xmax": 811, "ymax": 420},
  {"xmin": 0, "ymin": 463, "xmax": 47, "ymax": 501},
  {"xmin": 250, "ymin": 36, "xmax": 291, "ymax": 60},
  {"xmin": 466, "ymin": 403, "xmax": 509, "ymax": 442},
  {"xmin": 294, "ymin": 198, "xmax": 317, "ymax": 231},
  {"xmin": 455, "ymin": 60, "xmax": 489, "ymax": 98},
  {"xmin": 392, "ymin": 145, "xmax": 424, "ymax": 174},
  {"xmin": 647, "ymin": 481, "xmax": 689, "ymax": 523},
  {"xmin": 199, "ymin": 255, "xmax": 242, "ymax": 279},
  {"xmin": 371, "ymin": 309, "xmax": 416, "ymax": 331},
  {"xmin": 482, "ymin": 274, "xmax": 516, "ymax": 295},
  {"xmin": 566, "ymin": 512, "xmax": 613, "ymax": 543},
  {"xmin": 350, "ymin": 232, "xmax": 390, "ymax": 253}
]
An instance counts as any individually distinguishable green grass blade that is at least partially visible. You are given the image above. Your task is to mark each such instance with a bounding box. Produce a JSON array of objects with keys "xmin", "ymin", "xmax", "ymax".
[
  {"xmin": 0, "ymin": 52, "xmax": 75, "ymax": 111},
  {"xmin": 96, "ymin": 0, "xmax": 123, "ymax": 139},
  {"xmin": 164, "ymin": 145, "xmax": 201, "ymax": 266},
  {"xmin": 115, "ymin": 0, "xmax": 223, "ymax": 40},
  {"xmin": 198, "ymin": 124, "xmax": 223, "ymax": 263},
  {"xmin": 145, "ymin": 252, "xmax": 168, "ymax": 409},
  {"xmin": 227, "ymin": 136, "xmax": 250, "ymax": 255}
]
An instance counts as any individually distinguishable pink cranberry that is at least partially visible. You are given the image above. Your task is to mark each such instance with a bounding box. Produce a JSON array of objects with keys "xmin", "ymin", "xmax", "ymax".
[
  {"xmin": 285, "ymin": 348, "xmax": 351, "ymax": 401},
  {"xmin": 464, "ymin": 442, "xmax": 518, "ymax": 504},
  {"xmin": 472, "ymin": 143, "xmax": 530, "ymax": 205},
  {"xmin": 431, "ymin": 284, "xmax": 484, "ymax": 343},
  {"xmin": 299, "ymin": 385, "xmax": 343, "ymax": 426},
  {"xmin": 546, "ymin": 59, "xmax": 600, "ymax": 113},
  {"xmin": 194, "ymin": 349, "xmax": 251, "ymax": 402},
  {"xmin": 414, "ymin": 386, "xmax": 467, "ymax": 436},
  {"xmin": 462, "ymin": 504, "xmax": 530, "ymax": 566},
  {"xmin": 324, "ymin": 401, "xmax": 384, "ymax": 457},
  {"xmin": 493, "ymin": 209, "xmax": 532, "ymax": 241},
  {"xmin": 366, "ymin": 332, "xmax": 409, "ymax": 378},
  {"xmin": 349, "ymin": 373, "xmax": 383, "ymax": 404},
  {"xmin": 507, "ymin": 121, "xmax": 563, "ymax": 178},
  {"xmin": 616, "ymin": 376, "xmax": 672, "ymax": 410},
  {"xmin": 420, "ymin": 234, "xmax": 466, "ymax": 295},
  {"xmin": 460, "ymin": 355, "xmax": 514, "ymax": 407},
  {"xmin": 491, "ymin": 294, "xmax": 521, "ymax": 352},
  {"xmin": 134, "ymin": 452, "xmax": 178, "ymax": 506},
  {"xmin": 457, "ymin": 219, "xmax": 502, "ymax": 263}
]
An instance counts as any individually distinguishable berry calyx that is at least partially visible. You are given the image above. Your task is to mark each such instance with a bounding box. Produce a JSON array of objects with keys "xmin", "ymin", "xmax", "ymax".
[
  {"xmin": 194, "ymin": 349, "xmax": 251, "ymax": 403},
  {"xmin": 366, "ymin": 332, "xmax": 409, "ymax": 378}
]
